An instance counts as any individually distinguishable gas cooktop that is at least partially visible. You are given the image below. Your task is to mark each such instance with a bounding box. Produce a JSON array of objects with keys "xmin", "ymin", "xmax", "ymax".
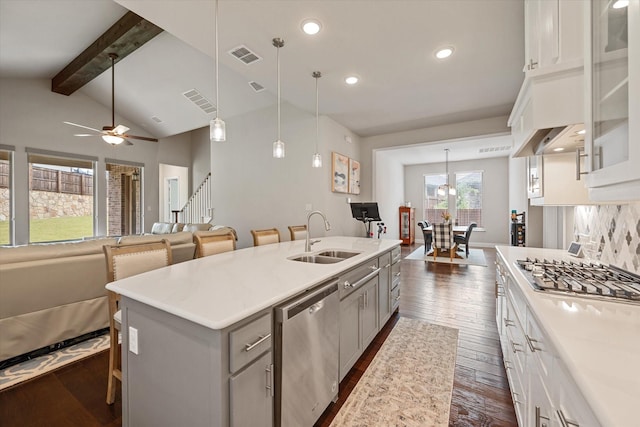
[{"xmin": 516, "ymin": 258, "xmax": 640, "ymax": 304}]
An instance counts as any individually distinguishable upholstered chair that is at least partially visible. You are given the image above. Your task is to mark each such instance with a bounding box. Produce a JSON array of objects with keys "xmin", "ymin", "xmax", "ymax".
[
  {"xmin": 250, "ymin": 228, "xmax": 281, "ymax": 246},
  {"xmin": 431, "ymin": 222, "xmax": 457, "ymax": 261},
  {"xmin": 194, "ymin": 232, "xmax": 235, "ymax": 258},
  {"xmin": 103, "ymin": 239, "xmax": 173, "ymax": 405},
  {"xmin": 454, "ymin": 222, "xmax": 477, "ymax": 258},
  {"xmin": 417, "ymin": 221, "xmax": 432, "ymax": 254},
  {"xmin": 288, "ymin": 225, "xmax": 307, "ymax": 241}
]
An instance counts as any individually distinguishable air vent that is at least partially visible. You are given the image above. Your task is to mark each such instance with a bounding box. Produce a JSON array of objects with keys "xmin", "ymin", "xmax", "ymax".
[
  {"xmin": 248, "ymin": 81, "xmax": 265, "ymax": 92},
  {"xmin": 479, "ymin": 145, "xmax": 512, "ymax": 154},
  {"xmin": 229, "ymin": 45, "xmax": 262, "ymax": 65},
  {"xmin": 183, "ymin": 89, "xmax": 216, "ymax": 115},
  {"xmin": 151, "ymin": 116, "xmax": 163, "ymax": 123}
]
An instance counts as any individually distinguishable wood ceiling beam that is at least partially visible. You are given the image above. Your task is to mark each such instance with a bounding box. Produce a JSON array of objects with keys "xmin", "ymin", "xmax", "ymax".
[{"xmin": 51, "ymin": 11, "xmax": 163, "ymax": 96}]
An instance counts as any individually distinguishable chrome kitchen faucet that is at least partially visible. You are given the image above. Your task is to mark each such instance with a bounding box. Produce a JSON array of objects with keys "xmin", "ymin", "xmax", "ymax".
[{"xmin": 306, "ymin": 210, "xmax": 331, "ymax": 252}]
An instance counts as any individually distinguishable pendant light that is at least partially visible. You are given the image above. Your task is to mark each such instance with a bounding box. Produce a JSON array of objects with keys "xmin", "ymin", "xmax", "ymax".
[
  {"xmin": 312, "ymin": 71, "xmax": 322, "ymax": 168},
  {"xmin": 209, "ymin": 0, "xmax": 226, "ymax": 142},
  {"xmin": 272, "ymin": 38, "xmax": 285, "ymax": 158},
  {"xmin": 438, "ymin": 148, "xmax": 456, "ymax": 196}
]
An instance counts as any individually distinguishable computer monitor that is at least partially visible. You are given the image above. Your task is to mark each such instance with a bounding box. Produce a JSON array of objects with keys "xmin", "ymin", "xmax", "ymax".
[{"xmin": 350, "ymin": 202, "xmax": 381, "ymax": 222}]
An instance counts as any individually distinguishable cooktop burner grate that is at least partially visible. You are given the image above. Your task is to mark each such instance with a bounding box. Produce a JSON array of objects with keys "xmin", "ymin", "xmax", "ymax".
[{"xmin": 515, "ymin": 258, "xmax": 640, "ymax": 303}]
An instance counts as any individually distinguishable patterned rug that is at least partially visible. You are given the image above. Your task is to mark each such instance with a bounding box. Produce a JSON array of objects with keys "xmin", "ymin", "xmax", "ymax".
[
  {"xmin": 405, "ymin": 247, "xmax": 488, "ymax": 267},
  {"xmin": 0, "ymin": 333, "xmax": 110, "ymax": 391},
  {"xmin": 331, "ymin": 317, "xmax": 458, "ymax": 427}
]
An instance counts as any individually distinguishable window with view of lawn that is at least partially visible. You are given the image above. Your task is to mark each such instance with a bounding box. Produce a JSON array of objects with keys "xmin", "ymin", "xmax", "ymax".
[
  {"xmin": 27, "ymin": 151, "xmax": 95, "ymax": 243},
  {"xmin": 0, "ymin": 147, "xmax": 12, "ymax": 245}
]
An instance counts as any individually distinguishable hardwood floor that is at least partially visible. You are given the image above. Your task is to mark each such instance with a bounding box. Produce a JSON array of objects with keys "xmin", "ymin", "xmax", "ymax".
[{"xmin": 0, "ymin": 244, "xmax": 516, "ymax": 427}]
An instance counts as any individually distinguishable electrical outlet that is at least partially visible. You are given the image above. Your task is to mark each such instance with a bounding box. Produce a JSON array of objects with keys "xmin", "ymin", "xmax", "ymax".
[{"xmin": 129, "ymin": 326, "xmax": 139, "ymax": 355}]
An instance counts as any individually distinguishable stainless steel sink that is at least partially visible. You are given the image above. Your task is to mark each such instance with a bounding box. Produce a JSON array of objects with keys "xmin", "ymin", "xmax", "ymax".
[
  {"xmin": 290, "ymin": 255, "xmax": 343, "ymax": 264},
  {"xmin": 316, "ymin": 250, "xmax": 361, "ymax": 259}
]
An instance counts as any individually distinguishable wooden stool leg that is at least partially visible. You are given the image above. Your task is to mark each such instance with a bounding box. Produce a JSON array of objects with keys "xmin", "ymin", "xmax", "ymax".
[{"xmin": 106, "ymin": 326, "xmax": 118, "ymax": 404}]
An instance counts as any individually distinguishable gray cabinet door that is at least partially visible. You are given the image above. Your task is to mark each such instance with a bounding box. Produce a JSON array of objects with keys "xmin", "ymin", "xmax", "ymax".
[
  {"xmin": 378, "ymin": 254, "xmax": 392, "ymax": 327},
  {"xmin": 229, "ymin": 352, "xmax": 273, "ymax": 427},
  {"xmin": 361, "ymin": 278, "xmax": 379, "ymax": 350},
  {"xmin": 339, "ymin": 289, "xmax": 362, "ymax": 381}
]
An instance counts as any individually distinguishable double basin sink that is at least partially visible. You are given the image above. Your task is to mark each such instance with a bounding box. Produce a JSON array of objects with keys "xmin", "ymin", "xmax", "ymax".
[{"xmin": 289, "ymin": 250, "xmax": 361, "ymax": 264}]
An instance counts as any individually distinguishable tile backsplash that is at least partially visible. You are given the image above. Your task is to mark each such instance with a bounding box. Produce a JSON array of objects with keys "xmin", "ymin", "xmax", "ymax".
[{"xmin": 574, "ymin": 202, "xmax": 640, "ymax": 274}]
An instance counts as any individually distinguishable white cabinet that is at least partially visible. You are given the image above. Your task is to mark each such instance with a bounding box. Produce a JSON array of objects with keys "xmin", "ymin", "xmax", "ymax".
[
  {"xmin": 585, "ymin": 0, "xmax": 640, "ymax": 201},
  {"xmin": 495, "ymin": 252, "xmax": 601, "ymax": 427},
  {"xmin": 528, "ymin": 153, "xmax": 591, "ymax": 205},
  {"xmin": 524, "ymin": 0, "xmax": 584, "ymax": 73}
]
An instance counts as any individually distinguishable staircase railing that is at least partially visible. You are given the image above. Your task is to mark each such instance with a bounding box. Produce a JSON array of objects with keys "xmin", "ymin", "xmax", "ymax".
[{"xmin": 178, "ymin": 172, "xmax": 212, "ymax": 224}]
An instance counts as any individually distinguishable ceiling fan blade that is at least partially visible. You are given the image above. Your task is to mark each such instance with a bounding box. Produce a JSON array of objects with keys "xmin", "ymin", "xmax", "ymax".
[
  {"xmin": 123, "ymin": 139, "xmax": 134, "ymax": 146},
  {"xmin": 122, "ymin": 134, "xmax": 159, "ymax": 142},
  {"xmin": 64, "ymin": 121, "xmax": 103, "ymax": 133},
  {"xmin": 113, "ymin": 124, "xmax": 130, "ymax": 135},
  {"xmin": 73, "ymin": 133, "xmax": 95, "ymax": 137}
]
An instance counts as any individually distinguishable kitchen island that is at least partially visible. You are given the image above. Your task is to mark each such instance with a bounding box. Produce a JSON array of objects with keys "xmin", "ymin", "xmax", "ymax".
[
  {"xmin": 106, "ymin": 236, "xmax": 401, "ymax": 427},
  {"xmin": 495, "ymin": 246, "xmax": 640, "ymax": 427}
]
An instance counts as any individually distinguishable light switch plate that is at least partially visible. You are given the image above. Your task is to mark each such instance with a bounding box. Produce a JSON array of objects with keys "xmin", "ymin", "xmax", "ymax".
[{"xmin": 129, "ymin": 326, "xmax": 139, "ymax": 354}]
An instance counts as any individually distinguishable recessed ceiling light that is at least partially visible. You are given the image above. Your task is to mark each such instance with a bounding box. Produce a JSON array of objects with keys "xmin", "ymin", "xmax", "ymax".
[
  {"xmin": 612, "ymin": 0, "xmax": 629, "ymax": 9},
  {"xmin": 435, "ymin": 47, "xmax": 454, "ymax": 60},
  {"xmin": 576, "ymin": 129, "xmax": 586, "ymax": 135},
  {"xmin": 345, "ymin": 76, "xmax": 359, "ymax": 85},
  {"xmin": 553, "ymin": 147, "xmax": 565, "ymax": 152},
  {"xmin": 302, "ymin": 19, "xmax": 321, "ymax": 35}
]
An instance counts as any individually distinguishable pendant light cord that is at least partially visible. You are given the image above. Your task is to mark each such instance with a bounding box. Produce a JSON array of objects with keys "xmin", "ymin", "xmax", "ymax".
[
  {"xmin": 277, "ymin": 44, "xmax": 281, "ymax": 140},
  {"xmin": 110, "ymin": 54, "xmax": 115, "ymax": 128},
  {"xmin": 215, "ymin": 0, "xmax": 220, "ymax": 119},
  {"xmin": 315, "ymin": 75, "xmax": 319, "ymax": 151}
]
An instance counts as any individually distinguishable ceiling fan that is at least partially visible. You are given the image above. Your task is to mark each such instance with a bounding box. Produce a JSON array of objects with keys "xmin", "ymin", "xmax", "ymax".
[{"xmin": 64, "ymin": 53, "xmax": 158, "ymax": 146}]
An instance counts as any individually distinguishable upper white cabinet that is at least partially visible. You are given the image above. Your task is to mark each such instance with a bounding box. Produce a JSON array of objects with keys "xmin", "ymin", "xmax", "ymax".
[
  {"xmin": 528, "ymin": 153, "xmax": 591, "ymax": 206},
  {"xmin": 524, "ymin": 0, "xmax": 584, "ymax": 73},
  {"xmin": 584, "ymin": 0, "xmax": 640, "ymax": 201}
]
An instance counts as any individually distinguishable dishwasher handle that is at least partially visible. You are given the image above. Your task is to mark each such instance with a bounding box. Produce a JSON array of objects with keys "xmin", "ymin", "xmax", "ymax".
[{"xmin": 281, "ymin": 281, "xmax": 339, "ymax": 320}]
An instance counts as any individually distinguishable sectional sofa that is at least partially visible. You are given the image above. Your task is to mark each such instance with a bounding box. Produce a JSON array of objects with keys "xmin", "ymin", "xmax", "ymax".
[{"xmin": 0, "ymin": 223, "xmax": 234, "ymax": 363}]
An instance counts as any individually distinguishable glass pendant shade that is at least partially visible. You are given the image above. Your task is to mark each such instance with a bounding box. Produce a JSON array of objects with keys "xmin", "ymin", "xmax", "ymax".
[
  {"xmin": 102, "ymin": 134, "xmax": 124, "ymax": 145},
  {"xmin": 273, "ymin": 140, "xmax": 285, "ymax": 158},
  {"xmin": 210, "ymin": 117, "xmax": 226, "ymax": 142},
  {"xmin": 312, "ymin": 153, "xmax": 322, "ymax": 168},
  {"xmin": 437, "ymin": 187, "xmax": 446, "ymax": 197}
]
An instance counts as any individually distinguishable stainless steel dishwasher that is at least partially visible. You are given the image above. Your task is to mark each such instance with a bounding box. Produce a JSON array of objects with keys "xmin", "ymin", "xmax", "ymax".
[{"xmin": 274, "ymin": 280, "xmax": 339, "ymax": 427}]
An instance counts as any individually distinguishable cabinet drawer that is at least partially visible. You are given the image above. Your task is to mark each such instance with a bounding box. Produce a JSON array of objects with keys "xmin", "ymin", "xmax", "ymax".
[
  {"xmin": 391, "ymin": 246, "xmax": 401, "ymax": 264},
  {"xmin": 391, "ymin": 283, "xmax": 400, "ymax": 310},
  {"xmin": 338, "ymin": 259, "xmax": 380, "ymax": 299},
  {"xmin": 390, "ymin": 261, "xmax": 401, "ymax": 285},
  {"xmin": 229, "ymin": 313, "xmax": 272, "ymax": 373},
  {"xmin": 378, "ymin": 251, "xmax": 391, "ymax": 269},
  {"xmin": 525, "ymin": 308, "xmax": 554, "ymax": 380}
]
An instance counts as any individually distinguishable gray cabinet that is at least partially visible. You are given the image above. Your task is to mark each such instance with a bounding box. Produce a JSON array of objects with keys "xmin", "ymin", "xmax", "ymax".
[
  {"xmin": 339, "ymin": 274, "xmax": 379, "ymax": 381},
  {"xmin": 230, "ymin": 352, "xmax": 273, "ymax": 427},
  {"xmin": 390, "ymin": 246, "xmax": 401, "ymax": 312},
  {"xmin": 377, "ymin": 251, "xmax": 392, "ymax": 327}
]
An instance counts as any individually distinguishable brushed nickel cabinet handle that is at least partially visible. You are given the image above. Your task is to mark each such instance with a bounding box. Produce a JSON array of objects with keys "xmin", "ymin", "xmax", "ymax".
[
  {"xmin": 245, "ymin": 333, "xmax": 271, "ymax": 352},
  {"xmin": 557, "ymin": 409, "xmax": 579, "ymax": 427}
]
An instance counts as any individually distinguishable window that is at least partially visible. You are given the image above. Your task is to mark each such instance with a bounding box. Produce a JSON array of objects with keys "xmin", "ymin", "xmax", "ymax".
[
  {"xmin": 423, "ymin": 173, "xmax": 448, "ymax": 222},
  {"xmin": 455, "ymin": 171, "xmax": 483, "ymax": 227},
  {"xmin": 27, "ymin": 150, "xmax": 96, "ymax": 243},
  {"xmin": 106, "ymin": 159, "xmax": 143, "ymax": 236},
  {"xmin": 0, "ymin": 146, "xmax": 13, "ymax": 245}
]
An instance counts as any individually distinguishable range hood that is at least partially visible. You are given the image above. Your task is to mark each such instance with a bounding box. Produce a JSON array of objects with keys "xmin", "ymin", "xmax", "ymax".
[{"xmin": 513, "ymin": 123, "xmax": 585, "ymax": 157}]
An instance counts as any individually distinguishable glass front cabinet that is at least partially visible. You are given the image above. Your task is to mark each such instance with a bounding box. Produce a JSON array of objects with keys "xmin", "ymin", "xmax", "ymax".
[{"xmin": 585, "ymin": 0, "xmax": 640, "ymax": 201}]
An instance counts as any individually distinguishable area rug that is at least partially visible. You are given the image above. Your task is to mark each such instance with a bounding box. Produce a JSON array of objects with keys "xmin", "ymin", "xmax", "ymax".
[
  {"xmin": 330, "ymin": 317, "xmax": 458, "ymax": 427},
  {"xmin": 405, "ymin": 246, "xmax": 488, "ymax": 267},
  {"xmin": 0, "ymin": 333, "xmax": 110, "ymax": 391}
]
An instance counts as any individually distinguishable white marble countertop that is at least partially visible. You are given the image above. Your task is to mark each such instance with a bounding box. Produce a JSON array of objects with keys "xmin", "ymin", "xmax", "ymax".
[
  {"xmin": 106, "ymin": 236, "xmax": 401, "ymax": 330},
  {"xmin": 496, "ymin": 245, "xmax": 640, "ymax": 427}
]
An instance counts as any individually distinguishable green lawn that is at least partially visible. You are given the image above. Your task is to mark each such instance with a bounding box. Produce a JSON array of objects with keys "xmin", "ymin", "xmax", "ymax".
[{"xmin": 0, "ymin": 216, "xmax": 93, "ymax": 244}]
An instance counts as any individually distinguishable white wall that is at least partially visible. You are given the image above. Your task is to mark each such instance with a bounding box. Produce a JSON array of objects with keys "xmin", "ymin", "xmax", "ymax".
[
  {"xmin": 374, "ymin": 150, "xmax": 405, "ymax": 239},
  {"xmin": 207, "ymin": 102, "xmax": 364, "ymax": 249},
  {"xmin": 404, "ymin": 157, "xmax": 511, "ymax": 246},
  {"xmin": 0, "ymin": 78, "xmax": 191, "ymax": 243}
]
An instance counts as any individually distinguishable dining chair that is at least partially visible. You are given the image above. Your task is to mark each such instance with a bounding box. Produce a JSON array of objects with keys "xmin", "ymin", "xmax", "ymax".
[
  {"xmin": 288, "ymin": 225, "xmax": 307, "ymax": 241},
  {"xmin": 250, "ymin": 228, "xmax": 281, "ymax": 246},
  {"xmin": 454, "ymin": 222, "xmax": 477, "ymax": 258},
  {"xmin": 103, "ymin": 239, "xmax": 173, "ymax": 405},
  {"xmin": 431, "ymin": 222, "xmax": 457, "ymax": 261},
  {"xmin": 194, "ymin": 231, "xmax": 235, "ymax": 258},
  {"xmin": 417, "ymin": 220, "xmax": 432, "ymax": 254}
]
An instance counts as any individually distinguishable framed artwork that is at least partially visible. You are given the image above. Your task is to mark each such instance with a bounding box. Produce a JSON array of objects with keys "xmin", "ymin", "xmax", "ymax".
[
  {"xmin": 349, "ymin": 158, "xmax": 360, "ymax": 194},
  {"xmin": 331, "ymin": 152, "xmax": 349, "ymax": 193}
]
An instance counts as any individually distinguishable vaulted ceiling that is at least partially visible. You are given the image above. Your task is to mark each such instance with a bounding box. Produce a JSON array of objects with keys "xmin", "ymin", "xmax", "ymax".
[{"xmin": 0, "ymin": 0, "xmax": 524, "ymax": 150}]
